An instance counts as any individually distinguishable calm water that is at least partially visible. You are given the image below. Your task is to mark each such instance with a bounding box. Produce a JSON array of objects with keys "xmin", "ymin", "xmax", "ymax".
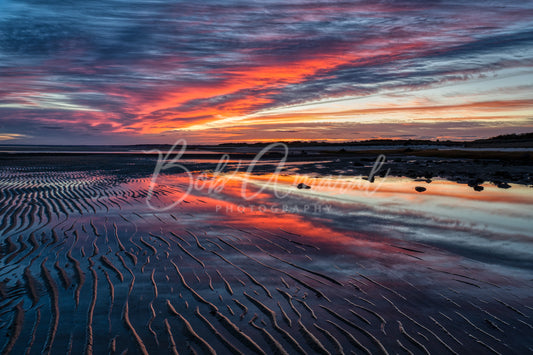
[{"xmin": 151, "ymin": 170, "xmax": 533, "ymax": 271}]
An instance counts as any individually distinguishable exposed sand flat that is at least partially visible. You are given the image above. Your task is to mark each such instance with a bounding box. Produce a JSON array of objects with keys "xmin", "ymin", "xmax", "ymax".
[
  {"xmin": 168, "ymin": 300, "xmax": 217, "ymax": 355},
  {"xmin": 147, "ymin": 301, "xmax": 159, "ymax": 346},
  {"xmin": 216, "ymin": 270, "xmax": 233, "ymax": 295},
  {"xmin": 298, "ymin": 319, "xmax": 329, "ymax": 355},
  {"xmin": 218, "ymin": 237, "xmax": 333, "ymax": 300},
  {"xmin": 90, "ymin": 219, "xmax": 100, "ymax": 237},
  {"xmin": 277, "ymin": 301, "xmax": 293, "ymax": 328},
  {"xmin": 429, "ymin": 316, "xmax": 463, "ymax": 347},
  {"xmin": 398, "ymin": 321, "xmax": 430, "ymax": 355},
  {"xmin": 163, "ymin": 319, "xmax": 179, "ymax": 355},
  {"xmin": 266, "ymin": 252, "xmax": 342, "ymax": 286},
  {"xmin": 348, "ymin": 309, "xmax": 370, "ymax": 326},
  {"xmin": 113, "ymin": 223, "xmax": 126, "ymax": 251},
  {"xmin": 102, "ymin": 269, "xmax": 115, "ymax": 334},
  {"xmin": 214, "ymin": 309, "xmax": 267, "ymax": 355},
  {"xmin": 384, "ymin": 294, "xmax": 459, "ymax": 354},
  {"xmin": 169, "ymin": 231, "xmax": 192, "ymax": 246},
  {"xmin": 210, "ymin": 250, "xmax": 272, "ymax": 298},
  {"xmin": 175, "ymin": 240, "xmax": 205, "ymax": 268},
  {"xmin": 4, "ymin": 235, "xmax": 27, "ymax": 264},
  {"xmin": 295, "ymin": 298, "xmax": 317, "ymax": 320},
  {"xmin": 469, "ymin": 333, "xmax": 503, "ymax": 354},
  {"xmin": 139, "ymin": 236, "xmax": 157, "ymax": 255},
  {"xmin": 277, "ymin": 288, "xmax": 302, "ymax": 319},
  {"xmin": 24, "ymin": 306, "xmax": 41, "ymax": 355},
  {"xmin": 124, "ymin": 251, "xmax": 138, "ymax": 266},
  {"xmin": 1, "ymin": 301, "xmax": 24, "ymax": 355},
  {"xmin": 344, "ymin": 299, "xmax": 386, "ymax": 334},
  {"xmin": 250, "ymin": 318, "xmax": 290, "ymax": 355},
  {"xmin": 195, "ymin": 307, "xmax": 245, "ymax": 355},
  {"xmin": 66, "ymin": 249, "xmax": 85, "ymax": 307},
  {"xmin": 313, "ymin": 323, "xmax": 345, "ymax": 355},
  {"xmin": 100, "ymin": 255, "xmax": 124, "ymax": 282},
  {"xmin": 149, "ymin": 233, "xmax": 171, "ymax": 248},
  {"xmin": 320, "ymin": 305, "xmax": 389, "ymax": 354},
  {"xmin": 23, "ymin": 266, "xmax": 40, "ymax": 306},
  {"xmin": 186, "ymin": 230, "xmax": 206, "ymax": 251},
  {"xmin": 40, "ymin": 259, "xmax": 59, "ymax": 354},
  {"xmin": 326, "ymin": 319, "xmax": 371, "ymax": 355},
  {"xmin": 396, "ymin": 339, "xmax": 414, "ymax": 355},
  {"xmin": 244, "ymin": 291, "xmax": 308, "ymax": 354},
  {"xmin": 170, "ymin": 260, "xmax": 219, "ymax": 313},
  {"xmin": 0, "ymin": 157, "xmax": 531, "ymax": 354},
  {"xmin": 122, "ymin": 300, "xmax": 149, "ymax": 355},
  {"xmin": 85, "ymin": 258, "xmax": 98, "ymax": 355}
]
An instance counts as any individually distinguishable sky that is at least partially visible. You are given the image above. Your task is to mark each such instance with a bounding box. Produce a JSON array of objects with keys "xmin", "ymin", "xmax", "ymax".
[{"xmin": 1, "ymin": 0, "xmax": 532, "ymax": 145}]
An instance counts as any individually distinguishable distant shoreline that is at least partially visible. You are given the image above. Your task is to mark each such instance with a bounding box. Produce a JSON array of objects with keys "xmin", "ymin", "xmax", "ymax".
[
  {"xmin": 1, "ymin": 132, "xmax": 532, "ymax": 150},
  {"xmin": 1, "ymin": 147, "xmax": 532, "ymax": 161},
  {"xmin": 0, "ymin": 146, "xmax": 531, "ymax": 187}
]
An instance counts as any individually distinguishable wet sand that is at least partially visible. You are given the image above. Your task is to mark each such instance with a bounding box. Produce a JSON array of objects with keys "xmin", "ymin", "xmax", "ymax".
[{"xmin": 0, "ymin": 153, "xmax": 532, "ymax": 354}]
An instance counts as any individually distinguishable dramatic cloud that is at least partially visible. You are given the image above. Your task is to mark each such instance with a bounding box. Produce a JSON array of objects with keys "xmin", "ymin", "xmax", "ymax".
[{"xmin": 1, "ymin": 0, "xmax": 532, "ymax": 143}]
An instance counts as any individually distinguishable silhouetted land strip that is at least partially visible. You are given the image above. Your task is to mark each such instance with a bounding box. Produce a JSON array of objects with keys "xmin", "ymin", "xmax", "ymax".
[
  {"xmin": 1, "ymin": 132, "xmax": 531, "ymax": 187},
  {"xmin": 2, "ymin": 132, "xmax": 533, "ymax": 152}
]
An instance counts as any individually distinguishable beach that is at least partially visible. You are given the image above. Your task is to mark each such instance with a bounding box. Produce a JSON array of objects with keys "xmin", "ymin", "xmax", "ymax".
[{"xmin": 0, "ymin": 148, "xmax": 532, "ymax": 354}]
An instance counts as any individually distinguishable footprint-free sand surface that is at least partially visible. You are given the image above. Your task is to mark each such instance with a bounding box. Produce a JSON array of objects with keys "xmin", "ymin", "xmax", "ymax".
[{"xmin": 1, "ymin": 154, "xmax": 532, "ymax": 354}]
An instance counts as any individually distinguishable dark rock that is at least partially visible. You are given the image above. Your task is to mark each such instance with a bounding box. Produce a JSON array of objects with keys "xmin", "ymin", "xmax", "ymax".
[
  {"xmin": 415, "ymin": 186, "xmax": 426, "ymax": 193},
  {"xmin": 468, "ymin": 178, "xmax": 484, "ymax": 187},
  {"xmin": 473, "ymin": 185, "xmax": 484, "ymax": 192},
  {"xmin": 363, "ymin": 176, "xmax": 375, "ymax": 183},
  {"xmin": 496, "ymin": 182, "xmax": 511, "ymax": 189},
  {"xmin": 297, "ymin": 183, "xmax": 311, "ymax": 190}
]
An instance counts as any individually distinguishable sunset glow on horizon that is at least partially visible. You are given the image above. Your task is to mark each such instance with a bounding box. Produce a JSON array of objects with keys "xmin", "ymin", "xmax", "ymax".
[{"xmin": 1, "ymin": 1, "xmax": 532, "ymax": 144}]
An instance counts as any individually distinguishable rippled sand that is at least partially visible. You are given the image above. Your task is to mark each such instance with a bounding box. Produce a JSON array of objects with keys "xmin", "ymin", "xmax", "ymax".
[{"xmin": 0, "ymin": 156, "xmax": 532, "ymax": 354}]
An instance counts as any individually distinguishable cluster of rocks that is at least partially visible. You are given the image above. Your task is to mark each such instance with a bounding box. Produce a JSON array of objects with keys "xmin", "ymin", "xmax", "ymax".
[{"xmin": 288, "ymin": 154, "xmax": 532, "ymax": 192}]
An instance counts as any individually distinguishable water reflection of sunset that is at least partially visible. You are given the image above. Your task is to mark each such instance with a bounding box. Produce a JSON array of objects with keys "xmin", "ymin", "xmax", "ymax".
[{"xmin": 144, "ymin": 169, "xmax": 533, "ymax": 267}]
